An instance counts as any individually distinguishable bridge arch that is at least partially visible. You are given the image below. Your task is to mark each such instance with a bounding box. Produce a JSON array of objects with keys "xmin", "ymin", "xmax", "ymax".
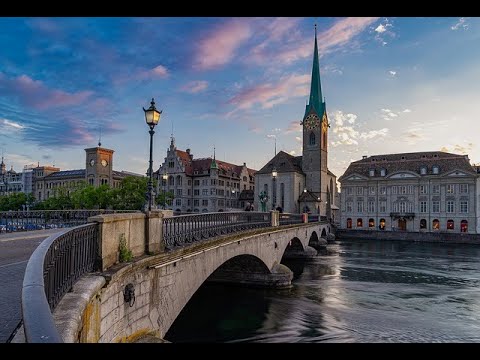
[{"xmin": 321, "ymin": 228, "xmax": 327, "ymax": 237}]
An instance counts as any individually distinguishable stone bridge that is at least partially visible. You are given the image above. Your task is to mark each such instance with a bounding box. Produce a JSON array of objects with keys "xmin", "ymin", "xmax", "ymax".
[{"xmin": 20, "ymin": 211, "xmax": 333, "ymax": 343}]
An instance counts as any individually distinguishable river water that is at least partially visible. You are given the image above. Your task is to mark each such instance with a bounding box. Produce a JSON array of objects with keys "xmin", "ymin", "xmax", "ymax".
[{"xmin": 165, "ymin": 240, "xmax": 480, "ymax": 343}]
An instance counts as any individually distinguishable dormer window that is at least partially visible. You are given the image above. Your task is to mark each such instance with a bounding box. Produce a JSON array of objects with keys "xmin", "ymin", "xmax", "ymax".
[
  {"xmin": 420, "ymin": 166, "xmax": 427, "ymax": 175},
  {"xmin": 380, "ymin": 168, "xmax": 386, "ymax": 177},
  {"xmin": 432, "ymin": 165, "xmax": 439, "ymax": 174},
  {"xmin": 369, "ymin": 169, "xmax": 375, "ymax": 177},
  {"xmin": 433, "ymin": 154, "xmax": 438, "ymax": 158}
]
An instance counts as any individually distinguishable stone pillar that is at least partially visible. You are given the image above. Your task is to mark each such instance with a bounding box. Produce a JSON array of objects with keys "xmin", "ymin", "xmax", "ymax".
[
  {"xmin": 303, "ymin": 213, "xmax": 308, "ymax": 223},
  {"xmin": 270, "ymin": 210, "xmax": 279, "ymax": 227},
  {"xmin": 145, "ymin": 210, "xmax": 164, "ymax": 255}
]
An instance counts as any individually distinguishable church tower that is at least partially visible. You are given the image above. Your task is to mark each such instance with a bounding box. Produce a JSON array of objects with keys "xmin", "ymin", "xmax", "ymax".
[{"xmin": 301, "ymin": 24, "xmax": 329, "ymax": 205}]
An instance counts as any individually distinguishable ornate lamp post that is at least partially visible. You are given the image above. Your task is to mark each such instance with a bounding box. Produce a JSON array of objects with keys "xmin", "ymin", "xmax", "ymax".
[
  {"xmin": 143, "ymin": 98, "xmax": 162, "ymax": 212},
  {"xmin": 162, "ymin": 172, "xmax": 168, "ymax": 209},
  {"xmin": 272, "ymin": 167, "xmax": 277, "ymax": 210}
]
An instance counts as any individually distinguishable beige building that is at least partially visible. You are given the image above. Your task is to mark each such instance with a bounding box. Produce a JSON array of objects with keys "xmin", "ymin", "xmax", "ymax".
[
  {"xmin": 154, "ymin": 138, "xmax": 256, "ymax": 213},
  {"xmin": 254, "ymin": 26, "xmax": 338, "ymax": 218},
  {"xmin": 338, "ymin": 151, "xmax": 478, "ymax": 234}
]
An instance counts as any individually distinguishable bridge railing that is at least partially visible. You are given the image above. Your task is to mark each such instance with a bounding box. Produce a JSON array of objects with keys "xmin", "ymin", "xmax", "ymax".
[
  {"xmin": 0, "ymin": 209, "xmax": 139, "ymax": 234},
  {"xmin": 22, "ymin": 223, "xmax": 99, "ymax": 343},
  {"xmin": 163, "ymin": 211, "xmax": 272, "ymax": 248},
  {"xmin": 279, "ymin": 212, "xmax": 304, "ymax": 225}
]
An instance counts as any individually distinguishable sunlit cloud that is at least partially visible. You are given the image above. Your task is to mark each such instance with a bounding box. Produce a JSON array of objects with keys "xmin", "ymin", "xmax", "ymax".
[
  {"xmin": 2, "ymin": 119, "xmax": 25, "ymax": 130},
  {"xmin": 374, "ymin": 18, "xmax": 395, "ymax": 46},
  {"xmin": 403, "ymin": 109, "xmax": 412, "ymax": 113},
  {"xmin": 389, "ymin": 70, "xmax": 397, "ymax": 77},
  {"xmin": 151, "ymin": 65, "xmax": 169, "ymax": 77},
  {"xmin": 451, "ymin": 17, "xmax": 469, "ymax": 31},
  {"xmin": 440, "ymin": 142, "xmax": 474, "ymax": 155},
  {"xmin": 180, "ymin": 80, "xmax": 208, "ymax": 94},
  {"xmin": 284, "ymin": 121, "xmax": 302, "ymax": 134}
]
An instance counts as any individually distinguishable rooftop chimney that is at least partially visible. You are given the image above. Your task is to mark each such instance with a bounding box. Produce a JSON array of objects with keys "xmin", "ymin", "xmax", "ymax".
[
  {"xmin": 362, "ymin": 155, "xmax": 367, "ymax": 159},
  {"xmin": 186, "ymin": 148, "xmax": 190, "ymax": 154}
]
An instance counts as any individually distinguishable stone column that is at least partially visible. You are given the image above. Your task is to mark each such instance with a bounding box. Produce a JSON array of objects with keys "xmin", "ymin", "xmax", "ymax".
[
  {"xmin": 145, "ymin": 210, "xmax": 163, "ymax": 255},
  {"xmin": 270, "ymin": 210, "xmax": 279, "ymax": 227}
]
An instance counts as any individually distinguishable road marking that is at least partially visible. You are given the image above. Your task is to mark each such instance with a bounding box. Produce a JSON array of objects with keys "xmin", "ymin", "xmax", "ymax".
[{"xmin": 0, "ymin": 260, "xmax": 28, "ymax": 269}]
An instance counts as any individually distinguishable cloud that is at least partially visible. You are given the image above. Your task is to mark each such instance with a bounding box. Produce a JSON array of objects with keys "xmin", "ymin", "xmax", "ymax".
[
  {"xmin": 151, "ymin": 65, "xmax": 169, "ymax": 77},
  {"xmin": 295, "ymin": 136, "xmax": 302, "ymax": 143},
  {"xmin": 266, "ymin": 134, "xmax": 276, "ymax": 139},
  {"xmin": 451, "ymin": 17, "xmax": 469, "ymax": 31},
  {"xmin": 440, "ymin": 142, "xmax": 474, "ymax": 154},
  {"xmin": 284, "ymin": 121, "xmax": 302, "ymax": 134},
  {"xmin": 2, "ymin": 119, "xmax": 25, "ymax": 130},
  {"xmin": 389, "ymin": 70, "xmax": 397, "ymax": 77},
  {"xmin": 0, "ymin": 73, "xmax": 93, "ymax": 110},
  {"xmin": 180, "ymin": 80, "xmax": 208, "ymax": 94},
  {"xmin": 381, "ymin": 108, "xmax": 400, "ymax": 121},
  {"xmin": 228, "ymin": 74, "xmax": 309, "ymax": 111},
  {"xmin": 403, "ymin": 109, "xmax": 412, "ymax": 113},
  {"xmin": 248, "ymin": 126, "xmax": 262, "ymax": 134},
  {"xmin": 374, "ymin": 18, "xmax": 395, "ymax": 46},
  {"xmin": 289, "ymin": 150, "xmax": 296, "ymax": 156},
  {"xmin": 375, "ymin": 24, "xmax": 387, "ymax": 33},
  {"xmin": 194, "ymin": 18, "xmax": 252, "ymax": 70},
  {"xmin": 330, "ymin": 110, "xmax": 389, "ymax": 147}
]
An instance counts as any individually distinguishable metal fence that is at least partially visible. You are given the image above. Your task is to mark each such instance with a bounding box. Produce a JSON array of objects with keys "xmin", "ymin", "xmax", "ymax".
[
  {"xmin": 0, "ymin": 209, "xmax": 138, "ymax": 234},
  {"xmin": 22, "ymin": 223, "xmax": 99, "ymax": 343},
  {"xmin": 163, "ymin": 211, "xmax": 271, "ymax": 248},
  {"xmin": 279, "ymin": 213, "xmax": 304, "ymax": 226}
]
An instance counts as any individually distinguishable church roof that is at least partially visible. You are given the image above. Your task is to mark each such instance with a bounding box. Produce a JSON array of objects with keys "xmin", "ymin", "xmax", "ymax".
[
  {"xmin": 256, "ymin": 151, "xmax": 304, "ymax": 175},
  {"xmin": 339, "ymin": 151, "xmax": 476, "ymax": 181}
]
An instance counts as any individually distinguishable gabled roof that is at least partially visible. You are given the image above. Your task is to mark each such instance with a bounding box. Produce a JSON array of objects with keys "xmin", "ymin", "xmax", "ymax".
[
  {"xmin": 256, "ymin": 151, "xmax": 304, "ymax": 175},
  {"xmin": 44, "ymin": 169, "xmax": 85, "ymax": 178},
  {"xmin": 339, "ymin": 151, "xmax": 477, "ymax": 181}
]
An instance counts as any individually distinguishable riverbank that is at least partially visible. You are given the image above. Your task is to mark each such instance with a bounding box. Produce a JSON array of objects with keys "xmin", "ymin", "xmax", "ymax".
[{"xmin": 336, "ymin": 229, "xmax": 480, "ymax": 245}]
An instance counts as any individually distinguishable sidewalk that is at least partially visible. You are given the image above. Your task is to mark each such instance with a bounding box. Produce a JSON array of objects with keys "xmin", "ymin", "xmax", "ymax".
[{"xmin": 0, "ymin": 228, "xmax": 63, "ymax": 242}]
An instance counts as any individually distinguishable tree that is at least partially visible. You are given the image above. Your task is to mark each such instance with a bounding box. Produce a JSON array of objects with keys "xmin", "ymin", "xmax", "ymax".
[
  {"xmin": 110, "ymin": 176, "xmax": 148, "ymax": 210},
  {"xmin": 155, "ymin": 190, "xmax": 174, "ymax": 209}
]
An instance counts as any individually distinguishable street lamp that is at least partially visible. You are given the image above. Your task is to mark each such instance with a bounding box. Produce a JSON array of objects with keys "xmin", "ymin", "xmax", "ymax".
[
  {"xmin": 162, "ymin": 172, "xmax": 168, "ymax": 209},
  {"xmin": 143, "ymin": 98, "xmax": 162, "ymax": 212},
  {"xmin": 272, "ymin": 167, "xmax": 277, "ymax": 210}
]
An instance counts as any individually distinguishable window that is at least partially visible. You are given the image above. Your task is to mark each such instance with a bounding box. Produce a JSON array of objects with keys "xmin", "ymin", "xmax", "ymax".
[
  {"xmin": 432, "ymin": 184, "xmax": 440, "ymax": 194},
  {"xmin": 408, "ymin": 185, "xmax": 413, "ymax": 194},
  {"xmin": 357, "ymin": 201, "xmax": 364, "ymax": 213},
  {"xmin": 211, "ymin": 179, "xmax": 216, "ymax": 185},
  {"xmin": 420, "ymin": 201, "xmax": 427, "ymax": 213},
  {"xmin": 379, "ymin": 218, "xmax": 386, "ymax": 230},
  {"xmin": 461, "ymin": 220, "xmax": 468, "ymax": 233},
  {"xmin": 460, "ymin": 184, "xmax": 468, "ymax": 193},
  {"xmin": 187, "ymin": 189, "xmax": 191, "ymax": 196},
  {"xmin": 210, "ymin": 188, "xmax": 216, "ymax": 195},
  {"xmin": 280, "ymin": 183, "xmax": 285, "ymax": 209},
  {"xmin": 194, "ymin": 189, "xmax": 199, "ymax": 196},
  {"xmin": 202, "ymin": 189, "xmax": 208, "ymax": 196},
  {"xmin": 356, "ymin": 218, "xmax": 363, "ymax": 228},
  {"xmin": 202, "ymin": 199, "xmax": 208, "ymax": 206},
  {"xmin": 176, "ymin": 176, "xmax": 182, "ymax": 186},
  {"xmin": 380, "ymin": 169, "xmax": 386, "ymax": 176},
  {"xmin": 433, "ymin": 219, "xmax": 440, "ymax": 230},
  {"xmin": 432, "ymin": 166, "xmax": 439, "ymax": 174},
  {"xmin": 380, "ymin": 201, "xmax": 386, "ymax": 213},
  {"xmin": 460, "ymin": 201, "xmax": 468, "ymax": 213},
  {"xmin": 392, "ymin": 186, "xmax": 397, "ymax": 195},
  {"xmin": 168, "ymin": 161, "xmax": 174, "ymax": 168},
  {"xmin": 446, "ymin": 201, "xmax": 454, "ymax": 213},
  {"xmin": 218, "ymin": 199, "xmax": 224, "ymax": 207},
  {"xmin": 169, "ymin": 176, "xmax": 174, "ymax": 186},
  {"xmin": 399, "ymin": 186, "xmax": 407, "ymax": 194},
  {"xmin": 369, "ymin": 169, "xmax": 375, "ymax": 177},
  {"xmin": 187, "ymin": 199, "xmax": 191, "ymax": 206},
  {"xmin": 347, "ymin": 218, "xmax": 352, "ymax": 229},
  {"xmin": 432, "ymin": 201, "xmax": 440, "ymax": 213},
  {"xmin": 369, "ymin": 218, "xmax": 375, "ymax": 228},
  {"xmin": 347, "ymin": 187, "xmax": 353, "ymax": 195},
  {"xmin": 368, "ymin": 201, "xmax": 375, "ymax": 213},
  {"xmin": 420, "ymin": 166, "xmax": 427, "ymax": 175},
  {"xmin": 188, "ymin": 180, "xmax": 192, "ymax": 186},
  {"xmin": 309, "ymin": 132, "xmax": 316, "ymax": 145},
  {"xmin": 194, "ymin": 180, "xmax": 200, "ymax": 186},
  {"xmin": 399, "ymin": 201, "xmax": 406, "ymax": 213},
  {"xmin": 193, "ymin": 199, "xmax": 200, "ymax": 207},
  {"xmin": 369, "ymin": 186, "xmax": 375, "ymax": 195},
  {"xmin": 176, "ymin": 189, "xmax": 182, "ymax": 196},
  {"xmin": 219, "ymin": 180, "xmax": 224, "ymax": 186},
  {"xmin": 243, "ymin": 176, "xmax": 247, "ymax": 181},
  {"xmin": 346, "ymin": 202, "xmax": 353, "ymax": 212},
  {"xmin": 446, "ymin": 184, "xmax": 455, "ymax": 194},
  {"xmin": 175, "ymin": 199, "xmax": 182, "ymax": 206},
  {"xmin": 420, "ymin": 219, "xmax": 427, "ymax": 229},
  {"xmin": 380, "ymin": 186, "xmax": 386, "ymax": 195},
  {"xmin": 420, "ymin": 185, "xmax": 428, "ymax": 194},
  {"xmin": 447, "ymin": 219, "xmax": 454, "ymax": 230},
  {"xmin": 356, "ymin": 187, "xmax": 363, "ymax": 195}
]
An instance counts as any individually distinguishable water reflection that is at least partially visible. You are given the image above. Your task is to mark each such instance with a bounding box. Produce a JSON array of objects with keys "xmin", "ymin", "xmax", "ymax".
[{"xmin": 165, "ymin": 240, "xmax": 480, "ymax": 343}]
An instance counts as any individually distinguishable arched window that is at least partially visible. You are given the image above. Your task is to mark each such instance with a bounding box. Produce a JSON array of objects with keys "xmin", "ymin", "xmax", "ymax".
[
  {"xmin": 379, "ymin": 218, "xmax": 386, "ymax": 230},
  {"xmin": 176, "ymin": 175, "xmax": 182, "ymax": 186},
  {"xmin": 432, "ymin": 165, "xmax": 439, "ymax": 174},
  {"xmin": 461, "ymin": 220, "xmax": 468, "ymax": 233},
  {"xmin": 432, "ymin": 219, "xmax": 440, "ymax": 230},
  {"xmin": 420, "ymin": 219, "xmax": 427, "ymax": 229},
  {"xmin": 420, "ymin": 166, "xmax": 427, "ymax": 175},
  {"xmin": 369, "ymin": 218, "xmax": 375, "ymax": 228},
  {"xmin": 347, "ymin": 218, "xmax": 352, "ymax": 229},
  {"xmin": 447, "ymin": 219, "xmax": 454, "ymax": 230},
  {"xmin": 357, "ymin": 218, "xmax": 363, "ymax": 228},
  {"xmin": 169, "ymin": 176, "xmax": 174, "ymax": 186},
  {"xmin": 380, "ymin": 168, "xmax": 386, "ymax": 176},
  {"xmin": 309, "ymin": 132, "xmax": 316, "ymax": 146}
]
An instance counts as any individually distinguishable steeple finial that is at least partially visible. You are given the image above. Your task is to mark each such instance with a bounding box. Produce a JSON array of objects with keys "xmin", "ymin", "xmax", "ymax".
[
  {"xmin": 210, "ymin": 145, "xmax": 218, "ymax": 170},
  {"xmin": 214, "ymin": 146, "xmax": 216, "ymax": 160},
  {"xmin": 98, "ymin": 126, "xmax": 102, "ymax": 147}
]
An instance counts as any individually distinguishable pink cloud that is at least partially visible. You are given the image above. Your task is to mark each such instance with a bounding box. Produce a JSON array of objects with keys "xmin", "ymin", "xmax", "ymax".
[
  {"xmin": 0, "ymin": 73, "xmax": 93, "ymax": 110},
  {"xmin": 229, "ymin": 74, "xmax": 309, "ymax": 110},
  {"xmin": 151, "ymin": 65, "xmax": 168, "ymax": 77},
  {"xmin": 195, "ymin": 19, "xmax": 253, "ymax": 70},
  {"xmin": 180, "ymin": 80, "xmax": 209, "ymax": 93},
  {"xmin": 284, "ymin": 121, "xmax": 302, "ymax": 134}
]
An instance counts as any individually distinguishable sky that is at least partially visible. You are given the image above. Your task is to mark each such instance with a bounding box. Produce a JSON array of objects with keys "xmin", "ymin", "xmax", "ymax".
[{"xmin": 1, "ymin": 17, "xmax": 479, "ymax": 181}]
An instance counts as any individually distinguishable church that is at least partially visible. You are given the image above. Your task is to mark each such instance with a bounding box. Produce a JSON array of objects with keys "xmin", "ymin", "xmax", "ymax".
[{"xmin": 254, "ymin": 26, "xmax": 338, "ymax": 219}]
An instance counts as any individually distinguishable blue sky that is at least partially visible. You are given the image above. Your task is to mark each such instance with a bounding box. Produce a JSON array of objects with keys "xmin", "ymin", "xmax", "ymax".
[{"xmin": 0, "ymin": 17, "xmax": 479, "ymax": 180}]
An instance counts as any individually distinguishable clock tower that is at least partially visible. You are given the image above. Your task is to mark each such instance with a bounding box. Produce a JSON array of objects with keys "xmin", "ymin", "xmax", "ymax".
[
  {"xmin": 301, "ymin": 24, "xmax": 329, "ymax": 212},
  {"xmin": 85, "ymin": 143, "xmax": 114, "ymax": 187}
]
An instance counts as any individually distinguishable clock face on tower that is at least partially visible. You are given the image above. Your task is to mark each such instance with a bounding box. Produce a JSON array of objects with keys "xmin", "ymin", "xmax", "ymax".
[
  {"xmin": 101, "ymin": 159, "xmax": 108, "ymax": 167},
  {"xmin": 304, "ymin": 114, "xmax": 319, "ymax": 130}
]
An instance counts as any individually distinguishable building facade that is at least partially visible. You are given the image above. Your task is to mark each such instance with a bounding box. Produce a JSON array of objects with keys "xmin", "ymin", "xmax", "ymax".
[
  {"xmin": 0, "ymin": 157, "xmax": 24, "ymax": 196},
  {"xmin": 254, "ymin": 26, "xmax": 338, "ymax": 217},
  {"xmin": 154, "ymin": 138, "xmax": 256, "ymax": 213},
  {"xmin": 338, "ymin": 152, "xmax": 478, "ymax": 234}
]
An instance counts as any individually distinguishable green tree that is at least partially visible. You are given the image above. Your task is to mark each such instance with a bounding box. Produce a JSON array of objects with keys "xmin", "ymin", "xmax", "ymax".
[
  {"xmin": 155, "ymin": 190, "xmax": 174, "ymax": 209},
  {"xmin": 111, "ymin": 176, "xmax": 148, "ymax": 210}
]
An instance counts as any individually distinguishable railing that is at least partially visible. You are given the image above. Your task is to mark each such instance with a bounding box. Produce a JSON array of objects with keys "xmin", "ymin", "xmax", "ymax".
[
  {"xmin": 163, "ymin": 211, "xmax": 271, "ymax": 248},
  {"xmin": 279, "ymin": 213, "xmax": 304, "ymax": 226},
  {"xmin": 22, "ymin": 223, "xmax": 98, "ymax": 343},
  {"xmin": 308, "ymin": 214, "xmax": 320, "ymax": 223},
  {"xmin": 0, "ymin": 209, "xmax": 138, "ymax": 234}
]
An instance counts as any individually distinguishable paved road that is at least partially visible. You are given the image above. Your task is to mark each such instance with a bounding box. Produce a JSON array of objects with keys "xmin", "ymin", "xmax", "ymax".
[{"xmin": 0, "ymin": 229, "xmax": 61, "ymax": 342}]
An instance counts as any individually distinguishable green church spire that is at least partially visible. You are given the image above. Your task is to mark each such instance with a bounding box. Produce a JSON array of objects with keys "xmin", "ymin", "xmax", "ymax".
[
  {"xmin": 304, "ymin": 24, "xmax": 325, "ymax": 118},
  {"xmin": 210, "ymin": 146, "xmax": 218, "ymax": 169}
]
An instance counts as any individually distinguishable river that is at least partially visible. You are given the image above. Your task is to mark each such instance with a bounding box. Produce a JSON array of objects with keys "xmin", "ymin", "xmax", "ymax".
[{"xmin": 165, "ymin": 239, "xmax": 480, "ymax": 343}]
